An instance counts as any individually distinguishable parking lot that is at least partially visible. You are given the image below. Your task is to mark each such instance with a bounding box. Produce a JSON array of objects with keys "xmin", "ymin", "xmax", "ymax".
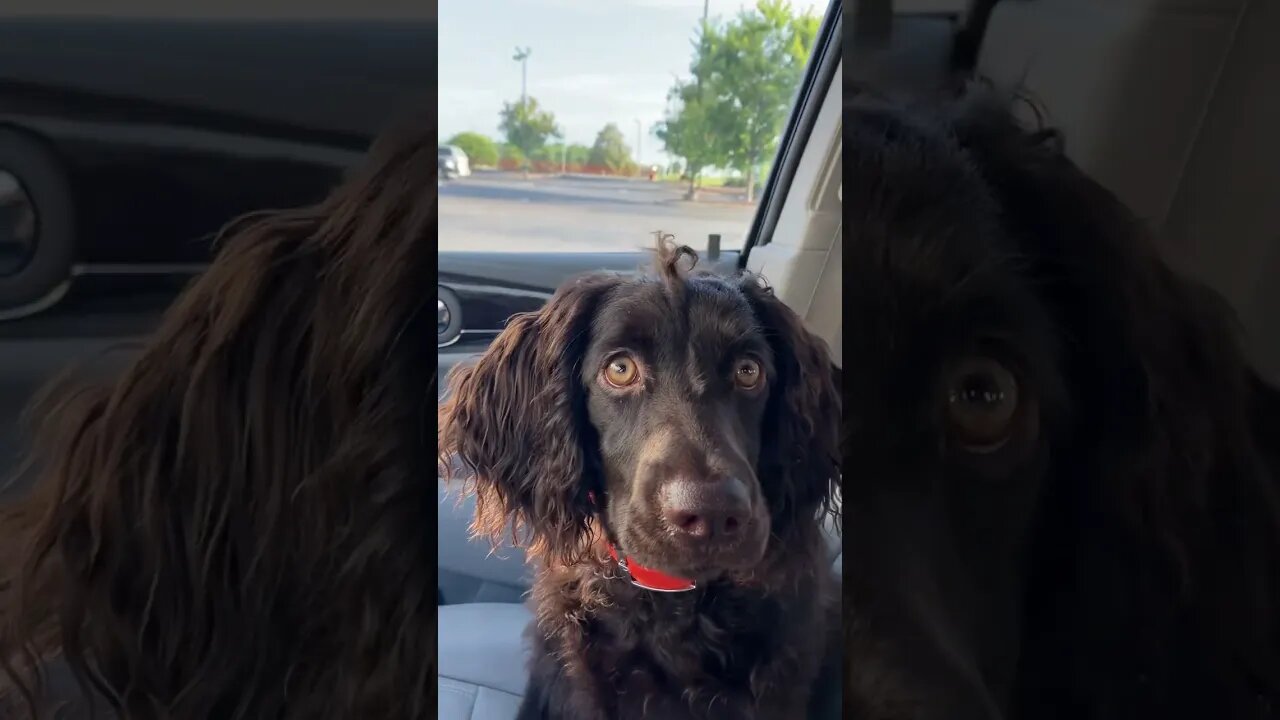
[{"xmin": 438, "ymin": 171, "xmax": 755, "ymax": 253}]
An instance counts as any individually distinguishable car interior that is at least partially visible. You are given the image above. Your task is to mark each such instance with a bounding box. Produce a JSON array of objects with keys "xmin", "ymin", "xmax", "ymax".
[
  {"xmin": 858, "ymin": 0, "xmax": 1280, "ymax": 381},
  {"xmin": 437, "ymin": 0, "xmax": 1280, "ymax": 717}
]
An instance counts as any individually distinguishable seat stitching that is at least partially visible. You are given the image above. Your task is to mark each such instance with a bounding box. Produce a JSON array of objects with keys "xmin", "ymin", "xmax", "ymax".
[{"xmin": 438, "ymin": 675, "xmax": 525, "ymax": 699}]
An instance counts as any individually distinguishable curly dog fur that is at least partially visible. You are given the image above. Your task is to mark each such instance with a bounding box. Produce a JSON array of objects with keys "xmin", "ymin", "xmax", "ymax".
[
  {"xmin": 0, "ymin": 115, "xmax": 438, "ymax": 720},
  {"xmin": 844, "ymin": 88, "xmax": 1280, "ymax": 719}
]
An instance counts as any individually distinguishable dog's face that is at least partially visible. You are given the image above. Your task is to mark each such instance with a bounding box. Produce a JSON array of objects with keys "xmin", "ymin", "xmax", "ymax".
[
  {"xmin": 439, "ymin": 247, "xmax": 840, "ymax": 580},
  {"xmin": 581, "ymin": 277, "xmax": 775, "ymax": 578},
  {"xmin": 844, "ymin": 104, "xmax": 1064, "ymax": 719},
  {"xmin": 845, "ymin": 95, "xmax": 1280, "ymax": 719}
]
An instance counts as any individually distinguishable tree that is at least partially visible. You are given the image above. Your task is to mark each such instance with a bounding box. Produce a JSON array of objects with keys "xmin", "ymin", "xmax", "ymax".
[
  {"xmin": 702, "ymin": 1, "xmax": 818, "ymax": 202},
  {"xmin": 499, "ymin": 143, "xmax": 527, "ymax": 168},
  {"xmin": 535, "ymin": 142, "xmax": 591, "ymax": 171},
  {"xmin": 498, "ymin": 97, "xmax": 560, "ymax": 176},
  {"xmin": 587, "ymin": 123, "xmax": 633, "ymax": 173},
  {"xmin": 655, "ymin": 80, "xmax": 722, "ymax": 199},
  {"xmin": 566, "ymin": 144, "xmax": 591, "ymax": 167},
  {"xmin": 447, "ymin": 132, "xmax": 499, "ymax": 167},
  {"xmin": 657, "ymin": 0, "xmax": 818, "ymax": 202}
]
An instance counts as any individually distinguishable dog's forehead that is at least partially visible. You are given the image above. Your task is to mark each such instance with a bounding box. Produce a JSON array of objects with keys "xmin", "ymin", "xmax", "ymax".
[
  {"xmin": 589, "ymin": 275, "xmax": 761, "ymax": 353},
  {"xmin": 685, "ymin": 275, "xmax": 760, "ymax": 336},
  {"xmin": 849, "ymin": 110, "xmax": 1018, "ymax": 320},
  {"xmin": 845, "ymin": 106, "xmax": 1048, "ymax": 395}
]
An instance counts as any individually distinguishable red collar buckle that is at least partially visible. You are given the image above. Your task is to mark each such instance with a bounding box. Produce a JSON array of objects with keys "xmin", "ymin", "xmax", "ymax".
[{"xmin": 604, "ymin": 543, "xmax": 697, "ymax": 593}]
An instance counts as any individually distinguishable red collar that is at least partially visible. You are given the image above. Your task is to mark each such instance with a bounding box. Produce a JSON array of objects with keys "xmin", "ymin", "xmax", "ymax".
[
  {"xmin": 587, "ymin": 491, "xmax": 697, "ymax": 593},
  {"xmin": 603, "ymin": 542, "xmax": 697, "ymax": 593}
]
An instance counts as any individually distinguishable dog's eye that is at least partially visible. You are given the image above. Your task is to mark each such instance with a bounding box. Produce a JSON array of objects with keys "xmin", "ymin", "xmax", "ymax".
[
  {"xmin": 603, "ymin": 355, "xmax": 641, "ymax": 388},
  {"xmin": 733, "ymin": 358, "xmax": 763, "ymax": 390},
  {"xmin": 945, "ymin": 356, "xmax": 1019, "ymax": 452}
]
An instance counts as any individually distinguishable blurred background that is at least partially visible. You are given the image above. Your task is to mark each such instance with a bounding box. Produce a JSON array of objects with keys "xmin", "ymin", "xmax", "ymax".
[
  {"xmin": 0, "ymin": 2, "xmax": 434, "ymax": 498},
  {"xmin": 852, "ymin": 0, "xmax": 1280, "ymax": 383}
]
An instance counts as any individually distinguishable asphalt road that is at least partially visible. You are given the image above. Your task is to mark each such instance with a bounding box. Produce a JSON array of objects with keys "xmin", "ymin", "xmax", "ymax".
[{"xmin": 438, "ymin": 171, "xmax": 755, "ymax": 253}]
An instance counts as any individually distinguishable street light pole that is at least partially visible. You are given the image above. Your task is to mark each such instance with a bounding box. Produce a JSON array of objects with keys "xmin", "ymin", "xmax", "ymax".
[
  {"xmin": 513, "ymin": 47, "xmax": 531, "ymax": 105},
  {"xmin": 696, "ymin": 0, "xmax": 709, "ymax": 93}
]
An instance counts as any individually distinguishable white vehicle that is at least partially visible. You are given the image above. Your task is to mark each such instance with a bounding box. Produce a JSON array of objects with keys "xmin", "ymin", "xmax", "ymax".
[{"xmin": 437, "ymin": 145, "xmax": 471, "ymax": 179}]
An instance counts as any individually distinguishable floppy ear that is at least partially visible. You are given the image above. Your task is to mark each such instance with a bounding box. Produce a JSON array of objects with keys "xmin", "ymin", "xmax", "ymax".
[
  {"xmin": 952, "ymin": 97, "xmax": 1280, "ymax": 705},
  {"xmin": 438, "ymin": 274, "xmax": 621, "ymax": 564},
  {"xmin": 738, "ymin": 277, "xmax": 842, "ymax": 532}
]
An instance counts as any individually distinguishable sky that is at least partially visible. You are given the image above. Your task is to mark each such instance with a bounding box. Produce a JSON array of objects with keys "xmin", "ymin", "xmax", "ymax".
[{"xmin": 438, "ymin": 0, "xmax": 823, "ymax": 167}]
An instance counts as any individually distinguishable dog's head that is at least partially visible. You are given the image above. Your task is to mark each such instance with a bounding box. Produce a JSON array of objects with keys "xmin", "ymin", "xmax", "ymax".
[
  {"xmin": 845, "ymin": 91, "xmax": 1280, "ymax": 719},
  {"xmin": 439, "ymin": 240, "xmax": 840, "ymax": 582}
]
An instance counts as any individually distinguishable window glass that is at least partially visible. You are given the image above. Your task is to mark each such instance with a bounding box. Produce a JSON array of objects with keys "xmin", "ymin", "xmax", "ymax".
[{"xmin": 437, "ymin": 0, "xmax": 823, "ymax": 253}]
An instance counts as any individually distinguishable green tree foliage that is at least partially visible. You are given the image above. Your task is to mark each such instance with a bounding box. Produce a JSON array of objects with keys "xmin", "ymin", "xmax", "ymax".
[
  {"xmin": 657, "ymin": 0, "xmax": 818, "ymax": 202},
  {"xmin": 533, "ymin": 143, "xmax": 560, "ymax": 163},
  {"xmin": 587, "ymin": 123, "xmax": 633, "ymax": 173},
  {"xmin": 499, "ymin": 143, "xmax": 527, "ymax": 166},
  {"xmin": 655, "ymin": 79, "xmax": 722, "ymax": 199},
  {"xmin": 498, "ymin": 97, "xmax": 561, "ymax": 174},
  {"xmin": 567, "ymin": 144, "xmax": 591, "ymax": 166},
  {"xmin": 708, "ymin": 1, "xmax": 817, "ymax": 201},
  {"xmin": 534, "ymin": 142, "xmax": 592, "ymax": 169},
  {"xmin": 447, "ymin": 131, "xmax": 499, "ymax": 167}
]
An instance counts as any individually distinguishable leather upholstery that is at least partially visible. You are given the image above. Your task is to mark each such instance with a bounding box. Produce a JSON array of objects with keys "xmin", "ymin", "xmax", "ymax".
[{"xmin": 437, "ymin": 603, "xmax": 533, "ymax": 720}]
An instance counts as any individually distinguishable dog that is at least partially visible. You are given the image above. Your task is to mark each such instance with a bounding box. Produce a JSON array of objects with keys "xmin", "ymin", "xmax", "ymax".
[
  {"xmin": 0, "ymin": 114, "xmax": 438, "ymax": 720},
  {"xmin": 844, "ymin": 89, "xmax": 1280, "ymax": 719},
  {"xmin": 438, "ymin": 241, "xmax": 842, "ymax": 719}
]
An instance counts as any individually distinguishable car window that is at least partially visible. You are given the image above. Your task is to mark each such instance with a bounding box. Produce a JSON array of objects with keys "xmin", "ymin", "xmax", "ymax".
[{"xmin": 437, "ymin": 0, "xmax": 824, "ymax": 254}]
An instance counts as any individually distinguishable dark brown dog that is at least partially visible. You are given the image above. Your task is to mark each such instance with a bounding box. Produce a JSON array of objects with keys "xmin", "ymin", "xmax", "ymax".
[
  {"xmin": 439, "ymin": 242, "xmax": 841, "ymax": 719},
  {"xmin": 0, "ymin": 116, "xmax": 438, "ymax": 720},
  {"xmin": 845, "ymin": 90, "xmax": 1280, "ymax": 719}
]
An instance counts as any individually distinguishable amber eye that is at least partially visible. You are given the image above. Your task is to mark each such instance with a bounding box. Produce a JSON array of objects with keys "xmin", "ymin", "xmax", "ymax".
[
  {"xmin": 945, "ymin": 356, "xmax": 1020, "ymax": 452},
  {"xmin": 733, "ymin": 357, "xmax": 763, "ymax": 390},
  {"xmin": 603, "ymin": 355, "xmax": 640, "ymax": 388}
]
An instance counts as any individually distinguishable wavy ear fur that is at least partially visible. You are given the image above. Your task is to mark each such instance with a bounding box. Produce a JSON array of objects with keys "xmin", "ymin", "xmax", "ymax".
[
  {"xmin": 737, "ymin": 278, "xmax": 842, "ymax": 537},
  {"xmin": 0, "ymin": 113, "xmax": 438, "ymax": 720},
  {"xmin": 951, "ymin": 94, "xmax": 1280, "ymax": 714},
  {"xmin": 438, "ymin": 274, "xmax": 622, "ymax": 565}
]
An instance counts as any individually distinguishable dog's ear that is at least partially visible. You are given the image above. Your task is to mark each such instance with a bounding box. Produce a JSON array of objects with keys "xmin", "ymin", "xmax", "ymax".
[
  {"xmin": 953, "ymin": 96, "xmax": 1280, "ymax": 700},
  {"xmin": 738, "ymin": 278, "xmax": 842, "ymax": 531},
  {"xmin": 438, "ymin": 274, "xmax": 620, "ymax": 564}
]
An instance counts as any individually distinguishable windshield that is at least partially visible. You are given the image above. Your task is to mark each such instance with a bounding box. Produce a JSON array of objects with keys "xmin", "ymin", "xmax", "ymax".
[{"xmin": 437, "ymin": 0, "xmax": 822, "ymax": 253}]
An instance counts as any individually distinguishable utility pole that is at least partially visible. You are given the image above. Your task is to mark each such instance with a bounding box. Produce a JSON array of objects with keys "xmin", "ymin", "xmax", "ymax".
[
  {"xmin": 513, "ymin": 46, "xmax": 531, "ymax": 105},
  {"xmin": 634, "ymin": 118, "xmax": 642, "ymax": 169}
]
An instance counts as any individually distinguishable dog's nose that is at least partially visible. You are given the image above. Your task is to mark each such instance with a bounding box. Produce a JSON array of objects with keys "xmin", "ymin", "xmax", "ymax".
[{"xmin": 659, "ymin": 476, "xmax": 750, "ymax": 541}]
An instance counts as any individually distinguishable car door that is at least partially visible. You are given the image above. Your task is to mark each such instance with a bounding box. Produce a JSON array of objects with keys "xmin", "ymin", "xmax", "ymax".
[{"xmin": 436, "ymin": 0, "xmax": 843, "ymax": 605}]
